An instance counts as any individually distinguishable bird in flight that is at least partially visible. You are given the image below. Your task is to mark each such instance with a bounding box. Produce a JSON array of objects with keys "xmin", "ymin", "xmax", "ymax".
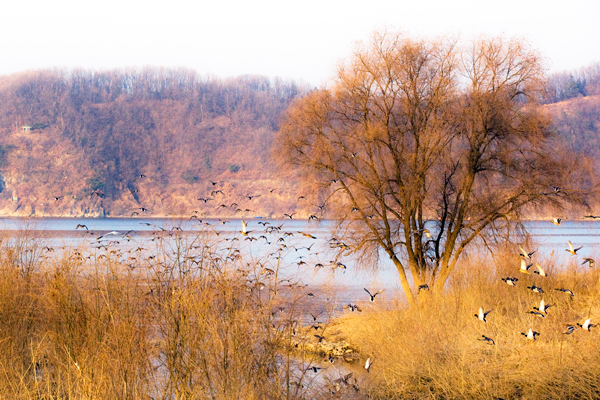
[
  {"xmin": 533, "ymin": 263, "xmax": 548, "ymax": 277},
  {"xmin": 501, "ymin": 277, "xmax": 518, "ymax": 286},
  {"xmin": 519, "ymin": 258, "xmax": 532, "ymax": 274},
  {"xmin": 241, "ymin": 220, "xmax": 253, "ymax": 236},
  {"xmin": 298, "ymin": 231, "xmax": 317, "ymax": 239},
  {"xmin": 555, "ymin": 287, "xmax": 575, "ymax": 297},
  {"xmin": 306, "ymin": 366, "xmax": 323, "ymax": 373},
  {"xmin": 343, "ymin": 304, "xmax": 362, "ymax": 312},
  {"xmin": 527, "ymin": 285, "xmax": 544, "ymax": 294},
  {"xmin": 53, "ymin": 195, "xmax": 65, "ymax": 201},
  {"xmin": 564, "ymin": 325, "xmax": 578, "ymax": 335},
  {"xmin": 519, "ymin": 245, "xmax": 536, "ymax": 259},
  {"xmin": 527, "ymin": 310, "xmax": 546, "ymax": 318},
  {"xmin": 75, "ymin": 224, "xmax": 88, "ymax": 230},
  {"xmin": 552, "ymin": 218, "xmax": 562, "ymax": 226},
  {"xmin": 521, "ymin": 328, "xmax": 539, "ymax": 341},
  {"xmin": 582, "ymin": 258, "xmax": 595, "ymax": 268},
  {"xmin": 478, "ymin": 335, "xmax": 495, "ymax": 345},
  {"xmin": 533, "ymin": 299, "xmax": 553, "ymax": 314},
  {"xmin": 475, "ymin": 307, "xmax": 492, "ymax": 323},
  {"xmin": 566, "ymin": 240, "xmax": 582, "ymax": 255},
  {"xmin": 310, "ymin": 312, "xmax": 322, "ymax": 322},
  {"xmin": 364, "ymin": 357, "xmax": 373, "ymax": 373},
  {"xmin": 314, "ymin": 334, "xmax": 325, "ymax": 343},
  {"xmin": 578, "ymin": 318, "xmax": 596, "ymax": 331},
  {"xmin": 364, "ymin": 288, "xmax": 384, "ymax": 302}
]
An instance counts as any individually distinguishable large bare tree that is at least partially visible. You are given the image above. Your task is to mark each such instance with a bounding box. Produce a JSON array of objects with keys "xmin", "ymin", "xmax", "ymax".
[{"xmin": 276, "ymin": 31, "xmax": 579, "ymax": 305}]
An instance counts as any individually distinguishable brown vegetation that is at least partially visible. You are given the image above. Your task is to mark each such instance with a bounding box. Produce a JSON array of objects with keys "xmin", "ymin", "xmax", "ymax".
[
  {"xmin": 0, "ymin": 69, "xmax": 309, "ymax": 217},
  {"xmin": 276, "ymin": 30, "xmax": 591, "ymax": 305},
  {"xmin": 3, "ymin": 224, "xmax": 600, "ymax": 399},
  {"xmin": 0, "ymin": 61, "xmax": 598, "ymax": 220},
  {"xmin": 0, "ymin": 226, "xmax": 366, "ymax": 399},
  {"xmin": 336, "ymin": 249, "xmax": 600, "ymax": 399}
]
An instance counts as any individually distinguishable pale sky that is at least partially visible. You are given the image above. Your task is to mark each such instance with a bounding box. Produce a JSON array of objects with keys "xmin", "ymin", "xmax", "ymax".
[{"xmin": 1, "ymin": 0, "xmax": 599, "ymax": 86}]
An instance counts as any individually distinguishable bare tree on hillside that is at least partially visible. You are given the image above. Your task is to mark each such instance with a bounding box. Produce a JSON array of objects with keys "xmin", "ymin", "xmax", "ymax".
[{"xmin": 276, "ymin": 31, "xmax": 585, "ymax": 306}]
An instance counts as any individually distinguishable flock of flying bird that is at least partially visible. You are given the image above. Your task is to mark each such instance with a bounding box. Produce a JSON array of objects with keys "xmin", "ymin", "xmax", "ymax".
[
  {"xmin": 52, "ymin": 175, "xmax": 379, "ymax": 354},
  {"xmin": 475, "ymin": 233, "xmax": 598, "ymax": 345},
  {"xmin": 52, "ymin": 178, "xmax": 600, "ymax": 387}
]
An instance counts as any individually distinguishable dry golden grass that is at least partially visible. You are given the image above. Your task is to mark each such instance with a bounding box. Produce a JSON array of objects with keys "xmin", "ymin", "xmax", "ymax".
[
  {"xmin": 0, "ymin": 228, "xmax": 336, "ymax": 399},
  {"xmin": 336, "ymin": 251, "xmax": 600, "ymax": 399},
  {"xmin": 4, "ymin": 226, "xmax": 600, "ymax": 399}
]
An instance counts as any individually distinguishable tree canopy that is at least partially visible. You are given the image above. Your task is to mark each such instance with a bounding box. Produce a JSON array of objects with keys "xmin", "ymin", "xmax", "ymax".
[{"xmin": 276, "ymin": 31, "xmax": 583, "ymax": 305}]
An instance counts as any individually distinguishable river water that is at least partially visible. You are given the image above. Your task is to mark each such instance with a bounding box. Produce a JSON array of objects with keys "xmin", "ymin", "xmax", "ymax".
[{"xmin": 1, "ymin": 217, "xmax": 599, "ymax": 305}]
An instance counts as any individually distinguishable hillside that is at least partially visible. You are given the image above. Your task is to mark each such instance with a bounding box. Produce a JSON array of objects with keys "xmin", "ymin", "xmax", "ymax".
[
  {"xmin": 545, "ymin": 95, "xmax": 600, "ymax": 154},
  {"xmin": 0, "ymin": 68, "xmax": 318, "ymax": 218},
  {"xmin": 0, "ymin": 67, "xmax": 598, "ymax": 218}
]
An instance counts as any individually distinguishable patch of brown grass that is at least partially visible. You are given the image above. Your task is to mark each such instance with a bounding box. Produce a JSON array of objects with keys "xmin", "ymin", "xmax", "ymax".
[
  {"xmin": 0, "ymin": 228, "xmax": 333, "ymax": 399},
  {"xmin": 336, "ymin": 251, "xmax": 600, "ymax": 399}
]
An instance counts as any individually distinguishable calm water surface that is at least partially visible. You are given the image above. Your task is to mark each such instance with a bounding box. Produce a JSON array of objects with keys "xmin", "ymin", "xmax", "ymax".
[{"xmin": 1, "ymin": 217, "xmax": 599, "ymax": 304}]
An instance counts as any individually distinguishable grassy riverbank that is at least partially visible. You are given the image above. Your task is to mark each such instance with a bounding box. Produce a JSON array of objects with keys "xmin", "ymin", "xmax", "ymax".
[
  {"xmin": 0, "ymin": 228, "xmax": 353, "ymax": 399},
  {"xmin": 1, "ymin": 227, "xmax": 600, "ymax": 399},
  {"xmin": 335, "ymin": 251, "xmax": 600, "ymax": 399}
]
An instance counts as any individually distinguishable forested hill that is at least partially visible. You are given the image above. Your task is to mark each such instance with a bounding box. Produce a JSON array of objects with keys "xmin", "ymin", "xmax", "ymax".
[
  {"xmin": 0, "ymin": 68, "xmax": 312, "ymax": 217},
  {"xmin": 0, "ymin": 65, "xmax": 598, "ymax": 218}
]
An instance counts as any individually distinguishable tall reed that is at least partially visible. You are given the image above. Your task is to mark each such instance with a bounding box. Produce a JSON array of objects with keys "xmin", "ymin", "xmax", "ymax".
[{"xmin": 0, "ymin": 225, "xmax": 332, "ymax": 399}]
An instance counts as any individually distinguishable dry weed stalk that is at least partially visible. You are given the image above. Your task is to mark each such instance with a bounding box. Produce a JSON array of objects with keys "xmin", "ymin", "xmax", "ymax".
[{"xmin": 0, "ymin": 226, "xmax": 339, "ymax": 399}]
